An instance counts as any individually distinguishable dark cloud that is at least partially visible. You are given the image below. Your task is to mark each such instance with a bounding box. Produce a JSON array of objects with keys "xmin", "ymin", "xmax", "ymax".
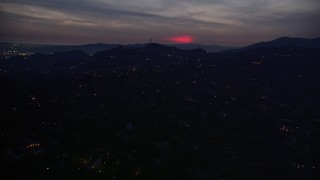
[{"xmin": 0, "ymin": 0, "xmax": 319, "ymax": 45}]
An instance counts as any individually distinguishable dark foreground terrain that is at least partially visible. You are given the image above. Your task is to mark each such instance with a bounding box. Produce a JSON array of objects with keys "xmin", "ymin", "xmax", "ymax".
[{"xmin": 1, "ymin": 43, "xmax": 320, "ymax": 179}]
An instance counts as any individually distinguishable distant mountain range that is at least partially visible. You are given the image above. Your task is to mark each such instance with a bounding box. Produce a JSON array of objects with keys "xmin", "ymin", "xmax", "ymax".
[
  {"xmin": 1, "ymin": 37, "xmax": 319, "ymax": 58},
  {"xmin": 0, "ymin": 42, "xmax": 239, "ymax": 55},
  {"xmin": 167, "ymin": 44, "xmax": 240, "ymax": 52}
]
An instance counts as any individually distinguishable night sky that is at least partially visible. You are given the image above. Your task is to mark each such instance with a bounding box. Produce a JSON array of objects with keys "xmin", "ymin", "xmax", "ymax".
[{"xmin": 1, "ymin": 0, "xmax": 319, "ymax": 45}]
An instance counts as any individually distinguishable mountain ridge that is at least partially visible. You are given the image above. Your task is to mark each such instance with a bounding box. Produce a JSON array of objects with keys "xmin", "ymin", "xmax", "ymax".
[
  {"xmin": 243, "ymin": 37, "xmax": 320, "ymax": 50},
  {"xmin": 1, "ymin": 37, "xmax": 320, "ymax": 59}
]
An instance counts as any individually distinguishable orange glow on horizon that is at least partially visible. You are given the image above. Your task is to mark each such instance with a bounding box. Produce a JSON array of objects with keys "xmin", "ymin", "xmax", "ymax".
[{"xmin": 168, "ymin": 36, "xmax": 194, "ymax": 44}]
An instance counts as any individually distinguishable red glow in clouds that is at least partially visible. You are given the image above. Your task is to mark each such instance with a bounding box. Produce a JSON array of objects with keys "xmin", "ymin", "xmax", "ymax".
[{"xmin": 168, "ymin": 36, "xmax": 194, "ymax": 44}]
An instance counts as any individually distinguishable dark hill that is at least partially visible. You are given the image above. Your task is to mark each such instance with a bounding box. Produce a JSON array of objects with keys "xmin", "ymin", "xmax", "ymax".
[
  {"xmin": 243, "ymin": 37, "xmax": 320, "ymax": 50},
  {"xmin": 93, "ymin": 43, "xmax": 207, "ymax": 60}
]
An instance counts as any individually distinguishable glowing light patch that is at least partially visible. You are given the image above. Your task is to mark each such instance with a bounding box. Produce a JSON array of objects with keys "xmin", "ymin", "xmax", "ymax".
[{"xmin": 168, "ymin": 36, "xmax": 194, "ymax": 44}]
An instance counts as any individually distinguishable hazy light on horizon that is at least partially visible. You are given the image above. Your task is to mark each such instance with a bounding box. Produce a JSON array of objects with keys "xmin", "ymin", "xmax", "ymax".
[{"xmin": 167, "ymin": 36, "xmax": 194, "ymax": 44}]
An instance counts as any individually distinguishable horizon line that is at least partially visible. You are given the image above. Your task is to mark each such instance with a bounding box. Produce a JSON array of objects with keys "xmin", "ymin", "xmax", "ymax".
[{"xmin": 1, "ymin": 36, "xmax": 319, "ymax": 47}]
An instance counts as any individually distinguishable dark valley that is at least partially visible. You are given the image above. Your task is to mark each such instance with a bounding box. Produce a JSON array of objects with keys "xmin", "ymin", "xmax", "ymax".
[{"xmin": 1, "ymin": 38, "xmax": 320, "ymax": 179}]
